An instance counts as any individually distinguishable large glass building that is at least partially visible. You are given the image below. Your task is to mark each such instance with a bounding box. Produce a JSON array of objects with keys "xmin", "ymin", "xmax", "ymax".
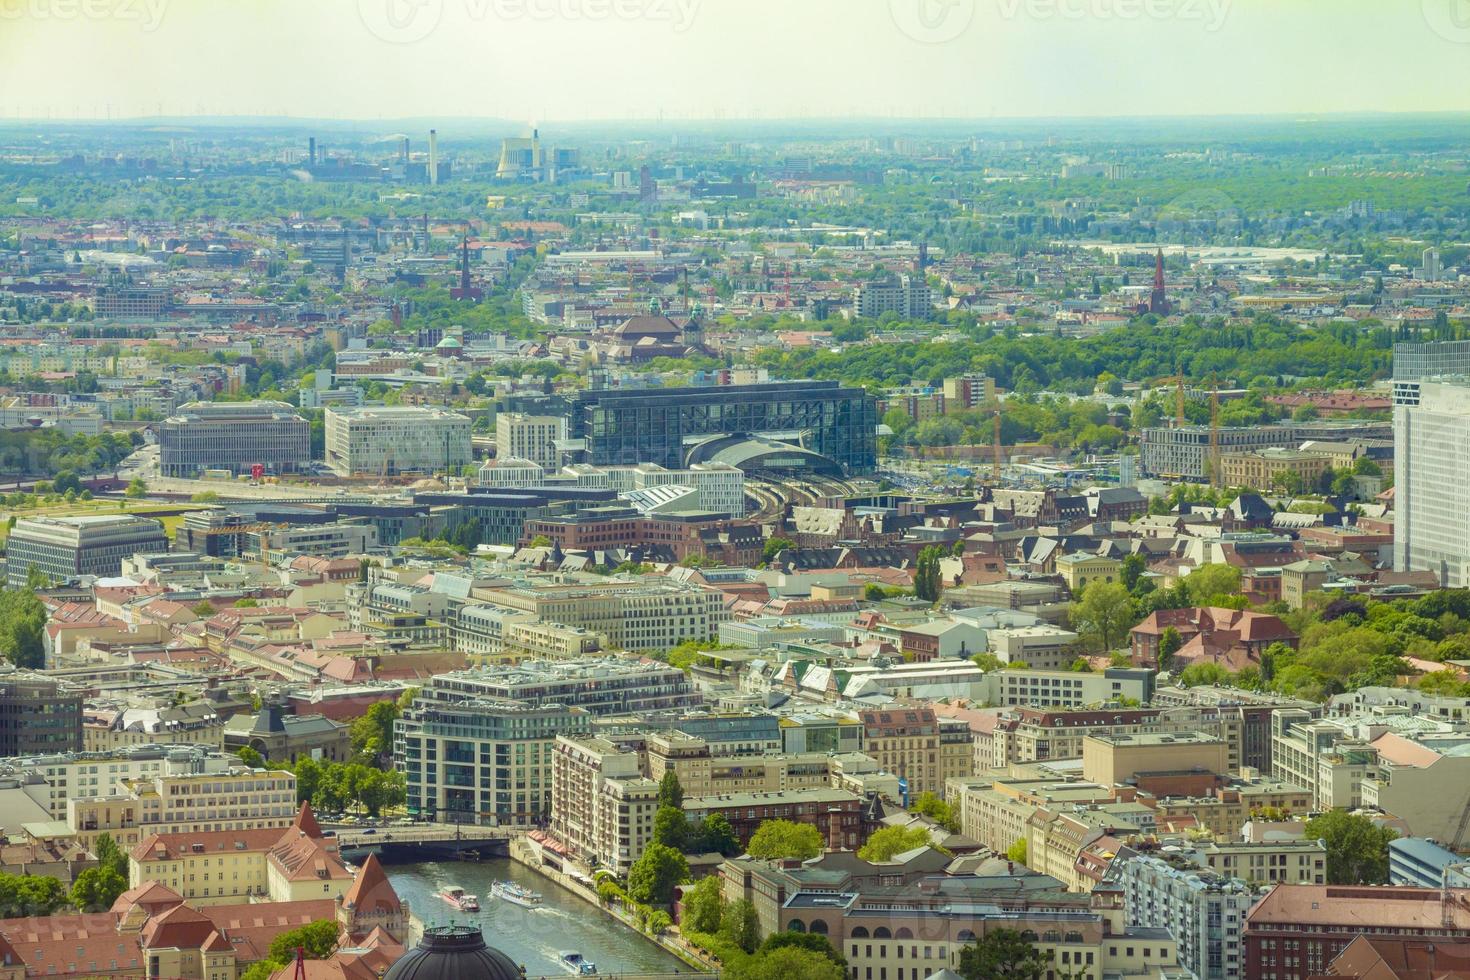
[{"xmin": 569, "ymin": 380, "xmax": 879, "ymax": 474}]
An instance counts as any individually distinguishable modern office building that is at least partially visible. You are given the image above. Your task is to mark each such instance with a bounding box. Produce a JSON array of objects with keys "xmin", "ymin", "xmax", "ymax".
[
  {"xmin": 158, "ymin": 400, "xmax": 311, "ymax": 477},
  {"xmin": 1119, "ymin": 855, "xmax": 1259, "ymax": 980},
  {"xmin": 495, "ymin": 413, "xmax": 566, "ymax": 471},
  {"xmin": 0, "ymin": 667, "xmax": 82, "ymax": 755},
  {"xmin": 396, "ymin": 682, "xmax": 591, "ymax": 826},
  {"xmin": 1394, "ymin": 339, "xmax": 1470, "ymax": 381},
  {"xmin": 1140, "ymin": 421, "xmax": 1392, "ymax": 481},
  {"xmin": 5, "ymin": 514, "xmax": 169, "ymax": 587},
  {"xmin": 855, "ymin": 274, "xmax": 933, "ymax": 319},
  {"xmin": 324, "ymin": 406, "xmax": 472, "ymax": 476},
  {"xmin": 568, "ymin": 380, "xmax": 878, "ymax": 475},
  {"xmin": 94, "ymin": 284, "xmax": 171, "ymax": 318},
  {"xmin": 1395, "ymin": 378, "xmax": 1470, "ymax": 585}
]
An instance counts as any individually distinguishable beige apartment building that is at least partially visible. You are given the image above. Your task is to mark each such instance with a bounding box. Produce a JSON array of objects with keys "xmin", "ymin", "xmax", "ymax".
[
  {"xmin": 53, "ymin": 767, "xmax": 297, "ymax": 851},
  {"xmin": 476, "ymin": 580, "xmax": 729, "ymax": 652},
  {"xmin": 550, "ymin": 734, "xmax": 659, "ymax": 875},
  {"xmin": 644, "ymin": 732, "xmax": 901, "ymax": 801},
  {"xmin": 127, "ymin": 806, "xmax": 354, "ymax": 906},
  {"xmin": 1191, "ymin": 839, "xmax": 1327, "ymax": 886}
]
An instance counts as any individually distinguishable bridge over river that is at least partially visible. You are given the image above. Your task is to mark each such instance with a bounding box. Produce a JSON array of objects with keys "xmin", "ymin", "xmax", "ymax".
[{"xmin": 331, "ymin": 823, "xmax": 516, "ymax": 861}]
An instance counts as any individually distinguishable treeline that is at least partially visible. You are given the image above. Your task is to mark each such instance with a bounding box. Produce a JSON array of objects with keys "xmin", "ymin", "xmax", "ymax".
[{"xmin": 750, "ymin": 315, "xmax": 1394, "ymax": 393}]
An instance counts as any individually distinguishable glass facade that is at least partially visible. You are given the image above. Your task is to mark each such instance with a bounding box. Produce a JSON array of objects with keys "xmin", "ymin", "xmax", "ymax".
[{"xmin": 570, "ymin": 380, "xmax": 879, "ymax": 474}]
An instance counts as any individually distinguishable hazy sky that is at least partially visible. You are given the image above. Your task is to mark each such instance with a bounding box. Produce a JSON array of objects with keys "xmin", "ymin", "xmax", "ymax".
[{"xmin": 2, "ymin": 0, "xmax": 1468, "ymax": 121}]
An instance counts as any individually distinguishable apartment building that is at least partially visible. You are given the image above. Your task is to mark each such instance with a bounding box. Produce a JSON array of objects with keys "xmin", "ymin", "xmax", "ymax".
[
  {"xmin": 425, "ymin": 659, "xmax": 699, "ymax": 716},
  {"xmin": 0, "ymin": 745, "xmax": 236, "ymax": 818},
  {"xmin": 495, "ymin": 413, "xmax": 566, "ymax": 470},
  {"xmin": 988, "ymin": 667, "xmax": 1155, "ymax": 710},
  {"xmin": 1270, "ymin": 709, "xmax": 1376, "ymax": 809},
  {"xmin": 683, "ymin": 788, "xmax": 866, "ymax": 852},
  {"xmin": 127, "ymin": 805, "xmax": 352, "ymax": 906},
  {"xmin": 474, "ymin": 579, "xmax": 729, "ymax": 651},
  {"xmin": 1120, "ymin": 855, "xmax": 1260, "ymax": 980},
  {"xmin": 58, "ymin": 766, "xmax": 296, "ymax": 851},
  {"xmin": 396, "ymin": 686, "xmax": 590, "ymax": 827},
  {"xmin": 550, "ymin": 734, "xmax": 659, "ymax": 875},
  {"xmin": 1186, "ymin": 839, "xmax": 1327, "ymax": 886},
  {"xmin": 451, "ymin": 603, "xmax": 603, "ymax": 663},
  {"xmin": 324, "ymin": 405, "xmax": 472, "ymax": 476},
  {"xmin": 858, "ymin": 707, "xmax": 960, "ymax": 799}
]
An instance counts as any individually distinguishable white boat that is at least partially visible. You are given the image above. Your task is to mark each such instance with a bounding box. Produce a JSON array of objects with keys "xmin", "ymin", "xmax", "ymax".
[
  {"xmin": 491, "ymin": 880, "xmax": 543, "ymax": 908},
  {"xmin": 436, "ymin": 885, "xmax": 480, "ymax": 912},
  {"xmin": 558, "ymin": 950, "xmax": 598, "ymax": 975}
]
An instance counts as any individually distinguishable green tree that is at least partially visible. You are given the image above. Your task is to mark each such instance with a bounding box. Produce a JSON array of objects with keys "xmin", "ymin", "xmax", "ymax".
[
  {"xmin": 652, "ymin": 805, "xmax": 690, "ymax": 851},
  {"xmin": 1305, "ymin": 810, "xmax": 1397, "ymax": 884},
  {"xmin": 857, "ymin": 825, "xmax": 934, "ymax": 863},
  {"xmin": 658, "ymin": 770, "xmax": 684, "ymax": 809},
  {"xmin": 627, "ymin": 842, "xmax": 689, "ymax": 907},
  {"xmin": 236, "ymin": 746, "xmax": 266, "ymax": 769},
  {"xmin": 1120, "ymin": 552, "xmax": 1148, "ymax": 592},
  {"xmin": 762, "ymin": 537, "xmax": 796, "ymax": 563},
  {"xmin": 1178, "ymin": 662, "xmax": 1233, "ymax": 687},
  {"xmin": 0, "ymin": 873, "xmax": 69, "ymax": 918},
  {"xmin": 94, "ymin": 833, "xmax": 127, "ymax": 879},
  {"xmin": 191, "ymin": 600, "xmax": 214, "ymax": 617},
  {"xmin": 267, "ymin": 919, "xmax": 341, "ymax": 962},
  {"xmin": 914, "ymin": 544, "xmax": 947, "ymax": 603},
  {"xmin": 70, "ymin": 864, "xmax": 127, "ymax": 911},
  {"xmin": 349, "ymin": 700, "xmax": 401, "ymax": 763},
  {"xmin": 746, "ymin": 819, "xmax": 824, "ymax": 861},
  {"xmin": 957, "ymin": 928, "xmax": 1055, "ymax": 980},
  {"xmin": 1183, "ymin": 563, "xmax": 1243, "ymax": 605},
  {"xmin": 1006, "ymin": 838, "xmax": 1028, "ymax": 865},
  {"xmin": 681, "ymin": 874, "xmax": 724, "ymax": 934},
  {"xmin": 759, "ymin": 931, "xmax": 846, "ymax": 968},
  {"xmin": 0, "ymin": 585, "xmax": 47, "ymax": 669},
  {"xmin": 695, "ymin": 812, "xmax": 740, "ymax": 857},
  {"xmin": 972, "ymin": 652, "xmax": 1004, "ymax": 672},
  {"xmin": 1070, "ymin": 580, "xmax": 1136, "ymax": 652},
  {"xmin": 909, "ymin": 792, "xmax": 960, "ymax": 833},
  {"xmin": 124, "ymin": 477, "xmax": 148, "ymax": 498},
  {"xmin": 728, "ymin": 946, "xmax": 845, "ymax": 980},
  {"xmin": 719, "ymin": 897, "xmax": 761, "ymax": 954},
  {"xmin": 1158, "ymin": 626, "xmax": 1183, "ymax": 672}
]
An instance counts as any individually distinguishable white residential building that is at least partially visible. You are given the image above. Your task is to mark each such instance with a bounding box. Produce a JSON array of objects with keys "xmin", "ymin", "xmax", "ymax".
[
  {"xmin": 496, "ymin": 413, "xmax": 567, "ymax": 471},
  {"xmin": 324, "ymin": 406, "xmax": 472, "ymax": 477}
]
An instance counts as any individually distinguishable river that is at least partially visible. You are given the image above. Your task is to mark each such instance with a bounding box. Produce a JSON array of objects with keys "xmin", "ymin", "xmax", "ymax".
[{"xmin": 387, "ymin": 858, "xmax": 689, "ymax": 977}]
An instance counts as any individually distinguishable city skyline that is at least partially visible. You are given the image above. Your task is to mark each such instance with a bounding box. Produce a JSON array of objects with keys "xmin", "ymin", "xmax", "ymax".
[{"xmin": 2, "ymin": 0, "xmax": 1469, "ymax": 121}]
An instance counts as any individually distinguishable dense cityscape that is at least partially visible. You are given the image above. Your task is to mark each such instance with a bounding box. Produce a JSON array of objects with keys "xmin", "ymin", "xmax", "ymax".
[{"xmin": 2, "ymin": 4, "xmax": 1470, "ymax": 980}]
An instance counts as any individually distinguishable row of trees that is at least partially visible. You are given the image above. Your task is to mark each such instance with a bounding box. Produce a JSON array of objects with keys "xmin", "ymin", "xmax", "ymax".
[{"xmin": 0, "ymin": 833, "xmax": 131, "ymax": 919}]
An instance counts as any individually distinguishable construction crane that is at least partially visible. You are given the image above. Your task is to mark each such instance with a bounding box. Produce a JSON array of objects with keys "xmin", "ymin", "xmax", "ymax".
[
  {"xmin": 1146, "ymin": 374, "xmax": 1189, "ymax": 428},
  {"xmin": 992, "ymin": 410, "xmax": 1004, "ymax": 483},
  {"xmin": 1208, "ymin": 381, "xmax": 1222, "ymax": 489}
]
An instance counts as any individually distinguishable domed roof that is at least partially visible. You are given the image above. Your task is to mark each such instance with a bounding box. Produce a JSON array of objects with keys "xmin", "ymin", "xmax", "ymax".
[{"xmin": 383, "ymin": 926, "xmax": 521, "ymax": 980}]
